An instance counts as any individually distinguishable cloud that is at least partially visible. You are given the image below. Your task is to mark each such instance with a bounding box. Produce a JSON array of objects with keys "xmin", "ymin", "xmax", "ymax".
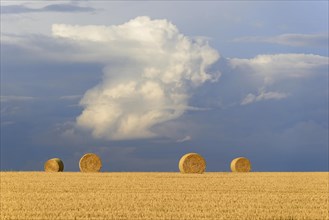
[
  {"xmin": 52, "ymin": 16, "xmax": 220, "ymax": 140},
  {"xmin": 241, "ymin": 89, "xmax": 288, "ymax": 105},
  {"xmin": 228, "ymin": 53, "xmax": 328, "ymax": 106},
  {"xmin": 176, "ymin": 135, "xmax": 192, "ymax": 143},
  {"xmin": 59, "ymin": 95, "xmax": 82, "ymax": 100},
  {"xmin": 1, "ymin": 4, "xmax": 96, "ymax": 14},
  {"xmin": 281, "ymin": 120, "xmax": 328, "ymax": 146},
  {"xmin": 229, "ymin": 53, "xmax": 328, "ymax": 85},
  {"xmin": 0, "ymin": 95, "xmax": 36, "ymax": 102},
  {"xmin": 233, "ymin": 33, "xmax": 328, "ymax": 47},
  {"xmin": 1, "ymin": 121, "xmax": 15, "ymax": 126}
]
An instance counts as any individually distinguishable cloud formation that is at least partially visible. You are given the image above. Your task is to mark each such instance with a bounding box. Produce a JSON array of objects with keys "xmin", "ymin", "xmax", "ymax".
[
  {"xmin": 241, "ymin": 89, "xmax": 288, "ymax": 105},
  {"xmin": 59, "ymin": 95, "xmax": 82, "ymax": 100},
  {"xmin": 233, "ymin": 33, "xmax": 328, "ymax": 47},
  {"xmin": 176, "ymin": 135, "xmax": 192, "ymax": 143},
  {"xmin": 52, "ymin": 16, "xmax": 220, "ymax": 140},
  {"xmin": 1, "ymin": 4, "xmax": 96, "ymax": 14},
  {"xmin": 229, "ymin": 53, "xmax": 328, "ymax": 105},
  {"xmin": 0, "ymin": 95, "xmax": 36, "ymax": 102},
  {"xmin": 229, "ymin": 53, "xmax": 328, "ymax": 85}
]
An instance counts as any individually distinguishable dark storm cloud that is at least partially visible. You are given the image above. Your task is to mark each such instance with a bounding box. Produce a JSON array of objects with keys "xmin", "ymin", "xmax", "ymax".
[{"xmin": 1, "ymin": 4, "xmax": 96, "ymax": 14}]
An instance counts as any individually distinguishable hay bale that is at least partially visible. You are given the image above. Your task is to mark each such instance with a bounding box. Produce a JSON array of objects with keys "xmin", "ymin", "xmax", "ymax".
[
  {"xmin": 79, "ymin": 153, "xmax": 102, "ymax": 172},
  {"xmin": 44, "ymin": 158, "xmax": 64, "ymax": 172},
  {"xmin": 179, "ymin": 153, "xmax": 206, "ymax": 174},
  {"xmin": 230, "ymin": 157, "xmax": 251, "ymax": 172}
]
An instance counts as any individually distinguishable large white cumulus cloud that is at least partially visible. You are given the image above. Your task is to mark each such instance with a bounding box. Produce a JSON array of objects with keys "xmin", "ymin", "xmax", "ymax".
[{"xmin": 52, "ymin": 16, "xmax": 220, "ymax": 140}]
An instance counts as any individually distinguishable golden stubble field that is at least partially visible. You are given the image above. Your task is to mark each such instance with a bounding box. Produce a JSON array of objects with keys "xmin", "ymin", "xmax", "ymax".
[{"xmin": 1, "ymin": 172, "xmax": 328, "ymax": 220}]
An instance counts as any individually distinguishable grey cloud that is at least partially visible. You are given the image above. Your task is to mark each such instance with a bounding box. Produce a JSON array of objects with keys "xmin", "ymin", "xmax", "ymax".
[
  {"xmin": 241, "ymin": 90, "xmax": 288, "ymax": 105},
  {"xmin": 176, "ymin": 135, "xmax": 191, "ymax": 143},
  {"xmin": 1, "ymin": 4, "xmax": 96, "ymax": 14},
  {"xmin": 0, "ymin": 95, "xmax": 37, "ymax": 102},
  {"xmin": 234, "ymin": 33, "xmax": 328, "ymax": 48},
  {"xmin": 59, "ymin": 95, "xmax": 82, "ymax": 100},
  {"xmin": 1, "ymin": 121, "xmax": 15, "ymax": 126}
]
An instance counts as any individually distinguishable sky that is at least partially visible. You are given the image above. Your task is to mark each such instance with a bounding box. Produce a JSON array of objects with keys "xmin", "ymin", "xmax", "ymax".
[{"xmin": 1, "ymin": 1, "xmax": 328, "ymax": 172}]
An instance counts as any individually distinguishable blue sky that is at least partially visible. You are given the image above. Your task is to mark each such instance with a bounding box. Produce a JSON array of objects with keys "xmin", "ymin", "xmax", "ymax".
[{"xmin": 1, "ymin": 1, "xmax": 328, "ymax": 171}]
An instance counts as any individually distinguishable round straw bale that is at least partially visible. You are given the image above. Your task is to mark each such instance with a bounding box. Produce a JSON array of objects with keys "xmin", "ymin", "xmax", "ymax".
[
  {"xmin": 44, "ymin": 158, "xmax": 64, "ymax": 172},
  {"xmin": 179, "ymin": 153, "xmax": 206, "ymax": 174},
  {"xmin": 79, "ymin": 153, "xmax": 102, "ymax": 172},
  {"xmin": 230, "ymin": 157, "xmax": 251, "ymax": 172}
]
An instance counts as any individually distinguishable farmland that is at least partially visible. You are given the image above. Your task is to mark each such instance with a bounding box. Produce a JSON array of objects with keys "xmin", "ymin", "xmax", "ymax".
[{"xmin": 1, "ymin": 172, "xmax": 328, "ymax": 220}]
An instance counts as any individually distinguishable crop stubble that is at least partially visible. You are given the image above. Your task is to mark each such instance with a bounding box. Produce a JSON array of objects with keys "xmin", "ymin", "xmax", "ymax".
[{"xmin": 0, "ymin": 172, "xmax": 328, "ymax": 220}]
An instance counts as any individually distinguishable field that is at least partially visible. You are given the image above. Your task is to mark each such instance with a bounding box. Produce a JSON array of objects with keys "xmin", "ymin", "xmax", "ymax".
[{"xmin": 1, "ymin": 172, "xmax": 328, "ymax": 220}]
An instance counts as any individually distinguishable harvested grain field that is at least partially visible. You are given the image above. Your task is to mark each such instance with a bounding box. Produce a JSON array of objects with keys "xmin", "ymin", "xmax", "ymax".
[{"xmin": 1, "ymin": 172, "xmax": 328, "ymax": 220}]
